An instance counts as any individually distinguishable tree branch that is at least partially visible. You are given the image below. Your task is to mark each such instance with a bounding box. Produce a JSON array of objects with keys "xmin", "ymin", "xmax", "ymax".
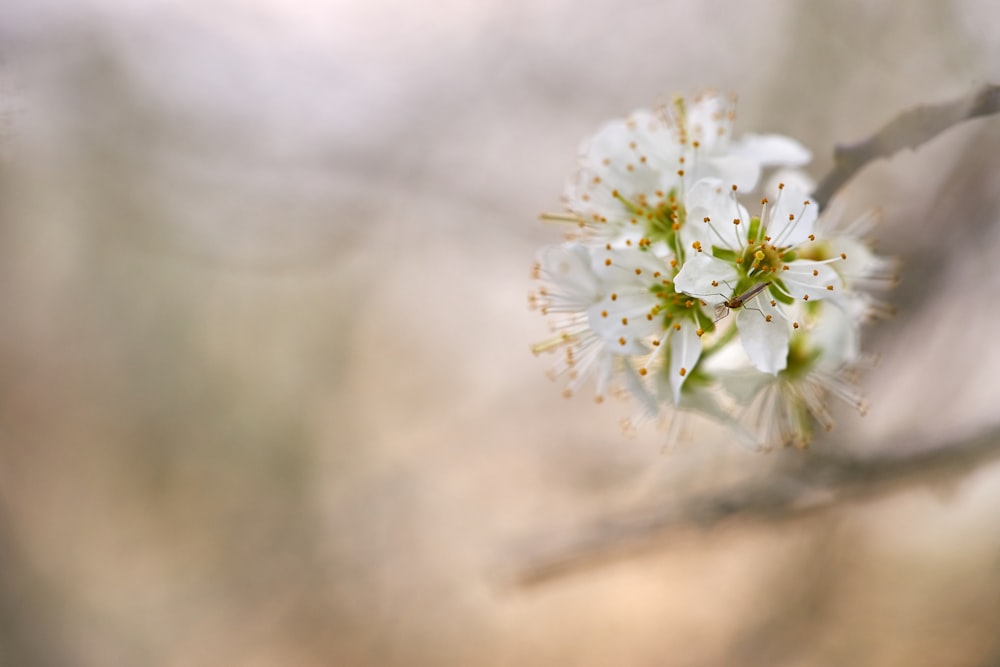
[
  {"xmin": 812, "ymin": 83, "xmax": 1000, "ymax": 207},
  {"xmin": 510, "ymin": 423, "xmax": 1000, "ymax": 587}
]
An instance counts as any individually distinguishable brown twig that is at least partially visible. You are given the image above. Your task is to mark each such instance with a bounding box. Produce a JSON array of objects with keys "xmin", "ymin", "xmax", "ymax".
[
  {"xmin": 812, "ymin": 83, "xmax": 1000, "ymax": 207},
  {"xmin": 512, "ymin": 423, "xmax": 1000, "ymax": 587}
]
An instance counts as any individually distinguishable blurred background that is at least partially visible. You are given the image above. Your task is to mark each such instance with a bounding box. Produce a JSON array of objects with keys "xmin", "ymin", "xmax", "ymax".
[{"xmin": 1, "ymin": 0, "xmax": 1000, "ymax": 665}]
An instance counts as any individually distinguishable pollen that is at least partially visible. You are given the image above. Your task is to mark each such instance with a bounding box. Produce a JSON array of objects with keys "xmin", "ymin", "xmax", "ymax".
[
  {"xmin": 765, "ymin": 315, "xmax": 772, "ymax": 322},
  {"xmin": 605, "ymin": 258, "xmax": 612, "ymax": 266},
  {"xmin": 711, "ymin": 280, "xmax": 719, "ymax": 287},
  {"xmin": 618, "ymin": 337, "xmax": 627, "ymax": 346},
  {"xmin": 672, "ymin": 323, "xmax": 681, "ymax": 331},
  {"xmin": 733, "ymin": 218, "xmax": 740, "ymax": 225},
  {"xmin": 803, "ymin": 294, "xmax": 810, "ymax": 301},
  {"xmin": 601, "ymin": 310, "xmax": 608, "ymax": 318},
  {"xmin": 679, "ymin": 367, "xmax": 687, "ymax": 376},
  {"xmin": 827, "ymin": 285, "xmax": 834, "ymax": 291},
  {"xmin": 611, "ymin": 293, "xmax": 618, "ymax": 301},
  {"xmin": 812, "ymin": 269, "xmax": 819, "ymax": 276},
  {"xmin": 621, "ymin": 317, "xmax": 628, "ymax": 325},
  {"xmin": 841, "ymin": 252, "xmax": 848, "ymax": 260},
  {"xmin": 639, "ymin": 368, "xmax": 648, "ymax": 376},
  {"xmin": 635, "ymin": 268, "xmax": 642, "ymax": 275},
  {"xmin": 793, "ymin": 322, "xmax": 800, "ymax": 329},
  {"xmin": 696, "ymin": 328, "xmax": 705, "ymax": 337},
  {"xmin": 808, "ymin": 234, "xmax": 815, "ymax": 241},
  {"xmin": 652, "ymin": 339, "xmax": 661, "ymax": 346}
]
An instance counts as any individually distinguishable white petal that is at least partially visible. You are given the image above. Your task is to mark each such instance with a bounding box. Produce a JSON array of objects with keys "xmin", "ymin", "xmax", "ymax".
[
  {"xmin": 621, "ymin": 361, "xmax": 659, "ymax": 418},
  {"xmin": 810, "ymin": 301, "xmax": 860, "ymax": 366},
  {"xmin": 730, "ymin": 133, "xmax": 812, "ymax": 167},
  {"xmin": 781, "ymin": 260, "xmax": 843, "ymax": 300},
  {"xmin": 585, "ymin": 273, "xmax": 661, "ymax": 356},
  {"xmin": 737, "ymin": 297, "xmax": 788, "ymax": 374},
  {"xmin": 564, "ymin": 112, "xmax": 682, "ymax": 225},
  {"xmin": 683, "ymin": 178, "xmax": 750, "ymax": 252},
  {"xmin": 592, "ymin": 246, "xmax": 671, "ymax": 283},
  {"xmin": 719, "ymin": 368, "xmax": 772, "ymax": 405},
  {"xmin": 763, "ymin": 168, "xmax": 816, "ymax": 197},
  {"xmin": 699, "ymin": 155, "xmax": 761, "ymax": 192},
  {"xmin": 683, "ymin": 93, "xmax": 732, "ymax": 152},
  {"xmin": 537, "ymin": 244, "xmax": 599, "ymax": 303},
  {"xmin": 673, "ymin": 254, "xmax": 739, "ymax": 304},
  {"xmin": 668, "ymin": 321, "xmax": 702, "ymax": 403},
  {"xmin": 765, "ymin": 182, "xmax": 817, "ymax": 247}
]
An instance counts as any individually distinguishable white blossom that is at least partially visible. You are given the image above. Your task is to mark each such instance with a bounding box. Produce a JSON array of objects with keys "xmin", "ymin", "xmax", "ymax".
[
  {"xmin": 673, "ymin": 179, "xmax": 842, "ymax": 374},
  {"xmin": 554, "ymin": 93, "xmax": 811, "ymax": 245},
  {"xmin": 531, "ymin": 94, "xmax": 892, "ymax": 450}
]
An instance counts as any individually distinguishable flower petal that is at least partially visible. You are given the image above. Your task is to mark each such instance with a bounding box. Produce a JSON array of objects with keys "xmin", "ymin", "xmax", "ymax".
[
  {"xmin": 781, "ymin": 260, "xmax": 843, "ymax": 300},
  {"xmin": 683, "ymin": 178, "xmax": 750, "ymax": 252},
  {"xmin": 699, "ymin": 155, "xmax": 760, "ymax": 192},
  {"xmin": 621, "ymin": 360, "xmax": 659, "ymax": 418},
  {"xmin": 730, "ymin": 133, "xmax": 812, "ymax": 167},
  {"xmin": 668, "ymin": 321, "xmax": 702, "ymax": 403},
  {"xmin": 763, "ymin": 168, "xmax": 816, "ymax": 198},
  {"xmin": 537, "ymin": 243, "xmax": 600, "ymax": 307},
  {"xmin": 810, "ymin": 301, "xmax": 861, "ymax": 366},
  {"xmin": 673, "ymin": 254, "xmax": 739, "ymax": 304},
  {"xmin": 765, "ymin": 182, "xmax": 817, "ymax": 247},
  {"xmin": 737, "ymin": 297, "xmax": 788, "ymax": 374},
  {"xmin": 682, "ymin": 93, "xmax": 733, "ymax": 153},
  {"xmin": 564, "ymin": 111, "xmax": 681, "ymax": 225}
]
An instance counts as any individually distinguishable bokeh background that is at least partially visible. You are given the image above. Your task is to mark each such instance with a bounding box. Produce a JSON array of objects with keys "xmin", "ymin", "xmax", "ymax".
[{"xmin": 1, "ymin": 1, "xmax": 1000, "ymax": 665}]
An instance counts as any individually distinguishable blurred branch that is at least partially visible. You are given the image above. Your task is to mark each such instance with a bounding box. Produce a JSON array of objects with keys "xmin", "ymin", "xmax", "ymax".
[
  {"xmin": 512, "ymin": 422, "xmax": 1000, "ymax": 587},
  {"xmin": 812, "ymin": 83, "xmax": 1000, "ymax": 207}
]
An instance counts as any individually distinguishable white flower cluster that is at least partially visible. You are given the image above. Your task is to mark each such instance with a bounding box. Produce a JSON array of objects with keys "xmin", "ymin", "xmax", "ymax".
[{"xmin": 530, "ymin": 93, "xmax": 896, "ymax": 449}]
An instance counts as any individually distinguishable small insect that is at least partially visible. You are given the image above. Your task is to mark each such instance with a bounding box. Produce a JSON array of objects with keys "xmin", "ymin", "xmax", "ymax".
[{"xmin": 714, "ymin": 281, "xmax": 771, "ymax": 321}]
